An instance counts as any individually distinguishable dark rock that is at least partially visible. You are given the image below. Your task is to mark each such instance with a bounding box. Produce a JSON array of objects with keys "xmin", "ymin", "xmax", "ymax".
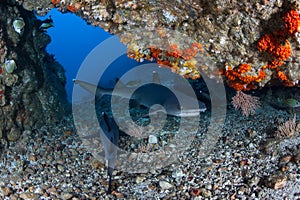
[{"xmin": 0, "ymin": 4, "xmax": 70, "ymax": 145}]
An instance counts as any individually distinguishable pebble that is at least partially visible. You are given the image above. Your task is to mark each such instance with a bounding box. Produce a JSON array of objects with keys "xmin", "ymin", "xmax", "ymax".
[
  {"xmin": 19, "ymin": 192, "xmax": 39, "ymax": 200},
  {"xmin": 60, "ymin": 192, "xmax": 73, "ymax": 200},
  {"xmin": 3, "ymin": 187, "xmax": 12, "ymax": 196},
  {"xmin": 57, "ymin": 164, "xmax": 65, "ymax": 172},
  {"xmin": 172, "ymin": 169, "xmax": 185, "ymax": 179},
  {"xmin": 1, "ymin": 99, "xmax": 300, "ymax": 199},
  {"xmin": 293, "ymin": 153, "xmax": 300, "ymax": 164},
  {"xmin": 135, "ymin": 176, "xmax": 146, "ymax": 184},
  {"xmin": 265, "ymin": 172, "xmax": 287, "ymax": 190},
  {"xmin": 159, "ymin": 180, "xmax": 173, "ymax": 190},
  {"xmin": 201, "ymin": 188, "xmax": 212, "ymax": 198},
  {"xmin": 279, "ymin": 155, "xmax": 292, "ymax": 164},
  {"xmin": 148, "ymin": 135, "xmax": 158, "ymax": 144},
  {"xmin": 248, "ymin": 176, "xmax": 260, "ymax": 187},
  {"xmin": 47, "ymin": 187, "xmax": 59, "ymax": 196}
]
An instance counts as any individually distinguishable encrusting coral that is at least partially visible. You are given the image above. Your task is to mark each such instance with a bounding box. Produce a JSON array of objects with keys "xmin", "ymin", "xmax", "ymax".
[
  {"xmin": 223, "ymin": 7, "xmax": 300, "ymax": 91},
  {"xmin": 10, "ymin": 0, "xmax": 300, "ymax": 92}
]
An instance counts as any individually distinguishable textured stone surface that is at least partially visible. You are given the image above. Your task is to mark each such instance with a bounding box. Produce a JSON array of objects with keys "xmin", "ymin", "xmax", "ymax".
[
  {"xmin": 0, "ymin": 3, "xmax": 70, "ymax": 145},
  {"xmin": 12, "ymin": 0, "xmax": 300, "ymax": 90}
]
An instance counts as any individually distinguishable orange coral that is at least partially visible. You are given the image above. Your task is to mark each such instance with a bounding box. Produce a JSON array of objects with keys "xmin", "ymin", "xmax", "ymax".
[
  {"xmin": 224, "ymin": 64, "xmax": 266, "ymax": 91},
  {"xmin": 282, "ymin": 9, "xmax": 300, "ymax": 36},
  {"xmin": 51, "ymin": 0, "xmax": 60, "ymax": 5},
  {"xmin": 271, "ymin": 40, "xmax": 291, "ymax": 61},
  {"xmin": 228, "ymin": 82, "xmax": 245, "ymax": 91},
  {"xmin": 257, "ymin": 34, "xmax": 291, "ymax": 61},
  {"xmin": 276, "ymin": 70, "xmax": 288, "ymax": 81},
  {"xmin": 182, "ymin": 42, "xmax": 203, "ymax": 60},
  {"xmin": 257, "ymin": 33, "xmax": 273, "ymax": 52},
  {"xmin": 166, "ymin": 44, "xmax": 183, "ymax": 58},
  {"xmin": 267, "ymin": 60, "xmax": 284, "ymax": 68},
  {"xmin": 252, "ymin": 8, "xmax": 298, "ymax": 89},
  {"xmin": 126, "ymin": 28, "xmax": 204, "ymax": 79},
  {"xmin": 67, "ymin": 5, "xmax": 77, "ymax": 12},
  {"xmin": 257, "ymin": 70, "xmax": 266, "ymax": 82},
  {"xmin": 237, "ymin": 63, "xmax": 251, "ymax": 73}
]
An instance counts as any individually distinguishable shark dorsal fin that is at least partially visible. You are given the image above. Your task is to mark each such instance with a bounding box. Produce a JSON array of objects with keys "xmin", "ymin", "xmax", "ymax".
[
  {"xmin": 115, "ymin": 78, "xmax": 127, "ymax": 88},
  {"xmin": 152, "ymin": 71, "xmax": 161, "ymax": 84}
]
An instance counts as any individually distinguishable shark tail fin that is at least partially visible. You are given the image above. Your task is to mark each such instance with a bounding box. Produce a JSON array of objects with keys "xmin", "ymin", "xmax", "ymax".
[{"xmin": 73, "ymin": 79, "xmax": 104, "ymax": 100}]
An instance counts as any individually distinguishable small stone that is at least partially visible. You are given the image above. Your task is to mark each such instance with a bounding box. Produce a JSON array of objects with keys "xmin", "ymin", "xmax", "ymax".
[
  {"xmin": 29, "ymin": 154, "xmax": 36, "ymax": 162},
  {"xmin": 19, "ymin": 192, "xmax": 39, "ymax": 200},
  {"xmin": 206, "ymin": 184, "xmax": 212, "ymax": 190},
  {"xmin": 159, "ymin": 180, "xmax": 173, "ymax": 190},
  {"xmin": 136, "ymin": 176, "xmax": 146, "ymax": 184},
  {"xmin": 148, "ymin": 184, "xmax": 156, "ymax": 190},
  {"xmin": 172, "ymin": 169, "xmax": 185, "ymax": 179},
  {"xmin": 248, "ymin": 176, "xmax": 260, "ymax": 187},
  {"xmin": 7, "ymin": 127, "xmax": 21, "ymax": 142},
  {"xmin": 4, "ymin": 59, "xmax": 17, "ymax": 73},
  {"xmin": 265, "ymin": 172, "xmax": 287, "ymax": 189},
  {"xmin": 3, "ymin": 187, "xmax": 12, "ymax": 196},
  {"xmin": 201, "ymin": 188, "xmax": 212, "ymax": 198},
  {"xmin": 239, "ymin": 159, "xmax": 248, "ymax": 166},
  {"xmin": 279, "ymin": 155, "xmax": 292, "ymax": 164},
  {"xmin": 111, "ymin": 191, "xmax": 124, "ymax": 198},
  {"xmin": 190, "ymin": 188, "xmax": 202, "ymax": 196},
  {"xmin": 28, "ymin": 186, "xmax": 34, "ymax": 192},
  {"xmin": 61, "ymin": 192, "xmax": 73, "ymax": 200},
  {"xmin": 34, "ymin": 187, "xmax": 44, "ymax": 195},
  {"xmin": 57, "ymin": 164, "xmax": 65, "ymax": 172},
  {"xmin": 293, "ymin": 153, "xmax": 300, "ymax": 164},
  {"xmin": 25, "ymin": 167, "xmax": 35, "ymax": 174},
  {"xmin": 47, "ymin": 187, "xmax": 59, "ymax": 196},
  {"xmin": 0, "ymin": 181, "xmax": 4, "ymax": 187},
  {"xmin": 148, "ymin": 135, "xmax": 158, "ymax": 144},
  {"xmin": 9, "ymin": 194, "xmax": 18, "ymax": 200},
  {"xmin": 56, "ymin": 159, "xmax": 64, "ymax": 165},
  {"xmin": 247, "ymin": 129, "xmax": 256, "ymax": 138}
]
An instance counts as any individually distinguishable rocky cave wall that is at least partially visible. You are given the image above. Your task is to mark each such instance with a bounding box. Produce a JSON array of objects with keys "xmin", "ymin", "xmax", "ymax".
[
  {"xmin": 0, "ymin": 0, "xmax": 299, "ymax": 145},
  {"xmin": 0, "ymin": 3, "xmax": 70, "ymax": 147}
]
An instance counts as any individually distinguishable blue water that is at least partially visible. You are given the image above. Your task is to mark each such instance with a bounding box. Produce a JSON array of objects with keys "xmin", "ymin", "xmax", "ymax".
[{"xmin": 37, "ymin": 9, "xmax": 141, "ymax": 102}]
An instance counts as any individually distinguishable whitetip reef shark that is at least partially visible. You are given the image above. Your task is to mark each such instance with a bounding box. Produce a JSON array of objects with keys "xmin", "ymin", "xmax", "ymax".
[{"xmin": 73, "ymin": 71, "xmax": 206, "ymax": 117}]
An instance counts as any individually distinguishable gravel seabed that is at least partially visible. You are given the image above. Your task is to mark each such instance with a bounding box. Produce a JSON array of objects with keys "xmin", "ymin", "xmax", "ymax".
[{"xmin": 0, "ymin": 102, "xmax": 300, "ymax": 200}]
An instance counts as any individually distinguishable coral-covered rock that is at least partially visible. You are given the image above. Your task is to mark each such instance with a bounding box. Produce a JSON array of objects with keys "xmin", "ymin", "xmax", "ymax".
[{"xmin": 8, "ymin": 0, "xmax": 300, "ymax": 90}]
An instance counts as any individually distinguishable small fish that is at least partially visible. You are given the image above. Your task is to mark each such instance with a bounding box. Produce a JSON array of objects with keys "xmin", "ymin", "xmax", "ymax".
[
  {"xmin": 38, "ymin": 16, "xmax": 54, "ymax": 32},
  {"xmin": 283, "ymin": 98, "xmax": 300, "ymax": 108}
]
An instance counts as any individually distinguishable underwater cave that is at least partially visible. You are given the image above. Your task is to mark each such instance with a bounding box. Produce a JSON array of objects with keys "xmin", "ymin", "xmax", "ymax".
[{"xmin": 0, "ymin": 0, "xmax": 300, "ymax": 199}]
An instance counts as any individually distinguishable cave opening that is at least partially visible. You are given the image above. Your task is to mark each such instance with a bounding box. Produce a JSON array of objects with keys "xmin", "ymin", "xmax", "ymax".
[{"xmin": 37, "ymin": 8, "xmax": 142, "ymax": 102}]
